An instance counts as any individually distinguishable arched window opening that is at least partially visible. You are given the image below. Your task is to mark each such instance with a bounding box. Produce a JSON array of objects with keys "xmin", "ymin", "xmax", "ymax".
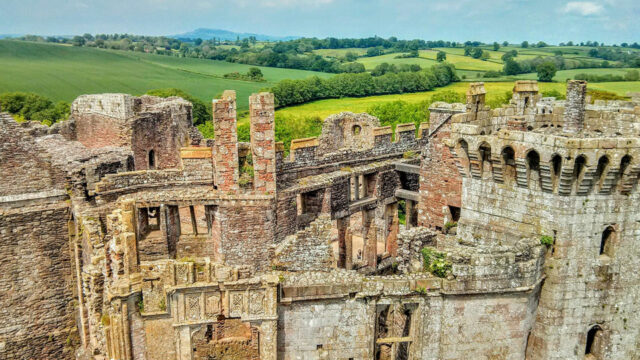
[
  {"xmin": 148, "ymin": 150, "xmax": 156, "ymax": 170},
  {"xmin": 585, "ymin": 325, "xmax": 603, "ymax": 356},
  {"xmin": 600, "ymin": 226, "xmax": 615, "ymax": 257},
  {"xmin": 594, "ymin": 156, "xmax": 610, "ymax": 192},
  {"xmin": 572, "ymin": 155, "xmax": 587, "ymax": 193},
  {"xmin": 526, "ymin": 150, "xmax": 541, "ymax": 190},
  {"xmin": 616, "ymin": 155, "xmax": 632, "ymax": 191},
  {"xmin": 501, "ymin": 147, "xmax": 516, "ymax": 185},
  {"xmin": 551, "ymin": 155, "xmax": 562, "ymax": 191},
  {"xmin": 478, "ymin": 143, "xmax": 492, "ymax": 179},
  {"xmin": 457, "ymin": 140, "xmax": 471, "ymax": 176},
  {"xmin": 352, "ymin": 125, "xmax": 362, "ymax": 136},
  {"xmin": 524, "ymin": 97, "xmax": 529, "ymax": 108}
]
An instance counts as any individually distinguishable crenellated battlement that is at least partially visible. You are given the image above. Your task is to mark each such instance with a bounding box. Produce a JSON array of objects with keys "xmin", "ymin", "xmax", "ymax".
[{"xmin": 448, "ymin": 81, "xmax": 640, "ymax": 196}]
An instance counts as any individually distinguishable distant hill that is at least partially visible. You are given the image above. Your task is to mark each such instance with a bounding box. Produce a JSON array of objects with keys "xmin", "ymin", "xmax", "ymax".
[
  {"xmin": 0, "ymin": 34, "xmax": 21, "ymax": 39},
  {"xmin": 171, "ymin": 28, "xmax": 298, "ymax": 42}
]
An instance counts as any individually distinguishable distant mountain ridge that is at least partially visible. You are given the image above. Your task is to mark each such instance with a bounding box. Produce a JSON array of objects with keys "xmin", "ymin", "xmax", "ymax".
[{"xmin": 171, "ymin": 28, "xmax": 299, "ymax": 42}]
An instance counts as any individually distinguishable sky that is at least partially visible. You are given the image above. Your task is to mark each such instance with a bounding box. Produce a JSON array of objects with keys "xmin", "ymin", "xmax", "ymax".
[{"xmin": 0, "ymin": 0, "xmax": 638, "ymax": 44}]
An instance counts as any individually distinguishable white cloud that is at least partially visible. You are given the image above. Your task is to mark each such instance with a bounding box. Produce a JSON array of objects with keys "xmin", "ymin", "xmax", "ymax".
[{"xmin": 563, "ymin": 1, "xmax": 604, "ymax": 16}]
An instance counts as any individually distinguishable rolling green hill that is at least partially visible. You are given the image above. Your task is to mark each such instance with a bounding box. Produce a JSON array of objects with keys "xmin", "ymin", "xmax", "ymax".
[{"xmin": 0, "ymin": 40, "xmax": 330, "ymax": 108}]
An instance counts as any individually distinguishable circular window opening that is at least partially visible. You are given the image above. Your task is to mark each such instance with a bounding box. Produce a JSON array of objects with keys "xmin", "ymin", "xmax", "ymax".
[{"xmin": 352, "ymin": 125, "xmax": 362, "ymax": 135}]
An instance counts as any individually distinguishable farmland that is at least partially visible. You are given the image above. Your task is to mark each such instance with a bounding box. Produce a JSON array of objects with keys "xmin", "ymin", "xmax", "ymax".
[{"xmin": 0, "ymin": 40, "xmax": 329, "ymax": 108}]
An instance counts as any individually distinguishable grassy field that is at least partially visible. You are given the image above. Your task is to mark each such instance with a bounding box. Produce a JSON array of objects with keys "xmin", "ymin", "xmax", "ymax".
[
  {"xmin": 314, "ymin": 48, "xmax": 368, "ymax": 58},
  {"xmin": 274, "ymin": 82, "xmax": 567, "ymax": 120},
  {"xmin": 0, "ymin": 40, "xmax": 329, "ymax": 108},
  {"xmin": 274, "ymin": 80, "xmax": 640, "ymax": 122}
]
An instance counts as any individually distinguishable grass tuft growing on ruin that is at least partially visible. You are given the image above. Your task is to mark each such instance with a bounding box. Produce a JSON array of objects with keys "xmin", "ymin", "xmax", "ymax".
[{"xmin": 421, "ymin": 248, "xmax": 452, "ymax": 278}]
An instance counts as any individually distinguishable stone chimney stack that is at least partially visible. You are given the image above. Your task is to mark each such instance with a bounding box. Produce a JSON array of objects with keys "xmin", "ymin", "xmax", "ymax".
[
  {"xmin": 564, "ymin": 80, "xmax": 587, "ymax": 134},
  {"xmin": 249, "ymin": 92, "xmax": 277, "ymax": 193},
  {"xmin": 212, "ymin": 90, "xmax": 239, "ymax": 191}
]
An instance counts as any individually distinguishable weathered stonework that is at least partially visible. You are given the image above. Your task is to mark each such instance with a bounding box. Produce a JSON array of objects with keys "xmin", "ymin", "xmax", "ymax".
[{"xmin": 2, "ymin": 81, "xmax": 639, "ymax": 360}]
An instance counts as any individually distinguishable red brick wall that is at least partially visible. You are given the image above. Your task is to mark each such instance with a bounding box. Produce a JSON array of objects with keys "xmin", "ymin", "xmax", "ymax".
[
  {"xmin": 418, "ymin": 120, "xmax": 462, "ymax": 230},
  {"xmin": 75, "ymin": 114, "xmax": 129, "ymax": 149}
]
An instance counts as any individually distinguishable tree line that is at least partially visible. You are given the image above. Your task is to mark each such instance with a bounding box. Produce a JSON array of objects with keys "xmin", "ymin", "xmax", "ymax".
[{"xmin": 271, "ymin": 63, "xmax": 458, "ymax": 108}]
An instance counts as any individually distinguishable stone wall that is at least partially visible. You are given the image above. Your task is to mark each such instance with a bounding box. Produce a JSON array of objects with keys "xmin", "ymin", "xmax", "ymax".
[
  {"xmin": 131, "ymin": 99, "xmax": 193, "ymax": 170},
  {"xmin": 272, "ymin": 215, "xmax": 333, "ymax": 271},
  {"xmin": 215, "ymin": 197, "xmax": 275, "ymax": 271},
  {"xmin": 418, "ymin": 103, "xmax": 465, "ymax": 230},
  {"xmin": 0, "ymin": 114, "xmax": 67, "ymax": 196},
  {"xmin": 317, "ymin": 112, "xmax": 380, "ymax": 154},
  {"xmin": 277, "ymin": 299, "xmax": 374, "ymax": 359},
  {"xmin": 0, "ymin": 201, "xmax": 77, "ymax": 359}
]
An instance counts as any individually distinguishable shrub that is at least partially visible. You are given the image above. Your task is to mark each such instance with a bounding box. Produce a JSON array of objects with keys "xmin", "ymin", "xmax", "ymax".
[
  {"xmin": 540, "ymin": 235, "xmax": 554, "ymax": 246},
  {"xmin": 0, "ymin": 92, "xmax": 70, "ymax": 125},
  {"xmin": 421, "ymin": 248, "xmax": 452, "ymax": 278},
  {"xmin": 483, "ymin": 70, "xmax": 502, "ymax": 78},
  {"xmin": 537, "ymin": 62, "xmax": 557, "ymax": 82},
  {"xmin": 541, "ymin": 89, "xmax": 566, "ymax": 100}
]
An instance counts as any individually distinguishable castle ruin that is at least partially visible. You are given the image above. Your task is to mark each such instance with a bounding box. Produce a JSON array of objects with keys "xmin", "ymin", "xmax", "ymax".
[{"xmin": 1, "ymin": 81, "xmax": 640, "ymax": 359}]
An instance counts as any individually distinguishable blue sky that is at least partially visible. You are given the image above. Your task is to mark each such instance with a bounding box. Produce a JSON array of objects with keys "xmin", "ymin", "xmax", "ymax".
[{"xmin": 1, "ymin": 0, "xmax": 638, "ymax": 43}]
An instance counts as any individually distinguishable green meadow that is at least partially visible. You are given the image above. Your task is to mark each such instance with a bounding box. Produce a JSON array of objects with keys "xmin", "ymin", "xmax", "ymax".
[{"xmin": 0, "ymin": 40, "xmax": 329, "ymax": 108}]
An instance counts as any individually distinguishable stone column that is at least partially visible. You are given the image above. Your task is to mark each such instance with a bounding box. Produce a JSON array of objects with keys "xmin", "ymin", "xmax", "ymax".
[
  {"xmin": 249, "ymin": 92, "xmax": 277, "ymax": 193},
  {"xmin": 259, "ymin": 320, "xmax": 278, "ymax": 360},
  {"xmin": 212, "ymin": 90, "xmax": 239, "ymax": 191},
  {"xmin": 563, "ymin": 80, "xmax": 587, "ymax": 134},
  {"xmin": 405, "ymin": 200, "xmax": 415, "ymax": 230},
  {"xmin": 363, "ymin": 210, "xmax": 377, "ymax": 269},
  {"xmin": 337, "ymin": 217, "xmax": 349, "ymax": 268}
]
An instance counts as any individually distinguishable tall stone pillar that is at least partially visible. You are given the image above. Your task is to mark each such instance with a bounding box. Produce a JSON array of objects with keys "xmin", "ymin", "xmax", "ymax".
[
  {"xmin": 337, "ymin": 217, "xmax": 349, "ymax": 268},
  {"xmin": 363, "ymin": 210, "xmax": 377, "ymax": 269},
  {"xmin": 249, "ymin": 92, "xmax": 277, "ymax": 193},
  {"xmin": 564, "ymin": 80, "xmax": 587, "ymax": 134},
  {"xmin": 212, "ymin": 90, "xmax": 239, "ymax": 191}
]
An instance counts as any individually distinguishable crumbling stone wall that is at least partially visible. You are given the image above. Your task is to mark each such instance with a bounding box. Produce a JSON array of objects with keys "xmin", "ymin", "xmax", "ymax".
[
  {"xmin": 317, "ymin": 112, "xmax": 380, "ymax": 154},
  {"xmin": 72, "ymin": 94, "xmax": 195, "ymax": 170},
  {"xmin": 273, "ymin": 215, "xmax": 333, "ymax": 271},
  {"xmin": 417, "ymin": 103, "xmax": 466, "ymax": 230},
  {"xmin": 131, "ymin": 98, "xmax": 194, "ymax": 170},
  {"xmin": 214, "ymin": 197, "xmax": 276, "ymax": 271},
  {"xmin": 0, "ymin": 201, "xmax": 77, "ymax": 360},
  {"xmin": 0, "ymin": 114, "xmax": 67, "ymax": 196}
]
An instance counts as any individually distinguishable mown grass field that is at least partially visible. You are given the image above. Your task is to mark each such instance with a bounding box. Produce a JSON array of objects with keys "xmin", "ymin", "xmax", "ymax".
[{"xmin": 0, "ymin": 40, "xmax": 329, "ymax": 108}]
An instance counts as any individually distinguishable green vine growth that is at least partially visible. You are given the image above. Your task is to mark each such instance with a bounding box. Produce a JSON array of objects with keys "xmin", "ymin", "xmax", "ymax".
[{"xmin": 421, "ymin": 248, "xmax": 452, "ymax": 278}]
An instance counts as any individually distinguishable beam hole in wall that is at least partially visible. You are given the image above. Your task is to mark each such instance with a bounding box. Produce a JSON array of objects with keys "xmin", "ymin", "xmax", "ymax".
[
  {"xmin": 448, "ymin": 206, "xmax": 461, "ymax": 222},
  {"xmin": 148, "ymin": 149, "xmax": 156, "ymax": 170},
  {"xmin": 352, "ymin": 124, "xmax": 362, "ymax": 135},
  {"xmin": 551, "ymin": 154, "xmax": 562, "ymax": 191},
  {"xmin": 600, "ymin": 226, "xmax": 615, "ymax": 258},
  {"xmin": 585, "ymin": 325, "xmax": 604, "ymax": 357}
]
